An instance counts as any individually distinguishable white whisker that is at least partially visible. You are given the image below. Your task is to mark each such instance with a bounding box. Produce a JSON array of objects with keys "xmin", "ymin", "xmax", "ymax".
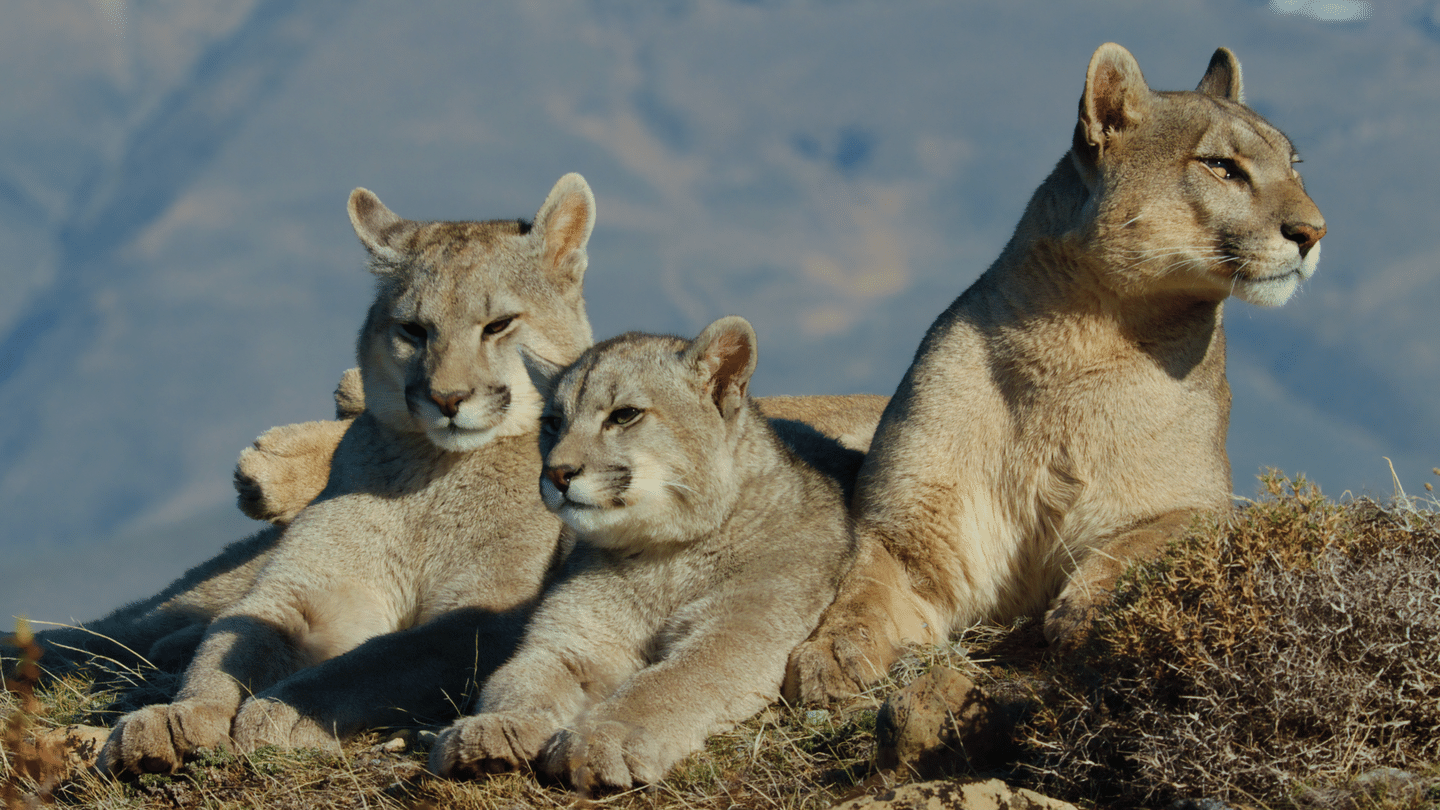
[{"xmin": 665, "ymin": 479, "xmax": 698, "ymax": 495}]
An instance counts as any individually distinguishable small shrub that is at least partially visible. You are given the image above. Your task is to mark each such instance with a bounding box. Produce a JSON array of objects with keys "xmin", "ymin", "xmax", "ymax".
[{"xmin": 1017, "ymin": 474, "xmax": 1440, "ymax": 809}]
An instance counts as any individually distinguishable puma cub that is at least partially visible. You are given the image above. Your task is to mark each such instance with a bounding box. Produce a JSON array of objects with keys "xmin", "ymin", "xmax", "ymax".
[
  {"xmin": 790, "ymin": 44, "xmax": 1326, "ymax": 702},
  {"xmin": 428, "ymin": 317, "xmax": 855, "ymax": 792},
  {"xmin": 102, "ymin": 174, "xmax": 599, "ymax": 773}
]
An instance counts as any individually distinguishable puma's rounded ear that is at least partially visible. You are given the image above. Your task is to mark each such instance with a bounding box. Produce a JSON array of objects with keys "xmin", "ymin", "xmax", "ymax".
[
  {"xmin": 684, "ymin": 316, "xmax": 758, "ymax": 419},
  {"xmin": 1195, "ymin": 47, "xmax": 1244, "ymax": 104},
  {"xmin": 533, "ymin": 173, "xmax": 596, "ymax": 290},
  {"xmin": 348, "ymin": 188, "xmax": 412, "ymax": 268},
  {"xmin": 1076, "ymin": 43, "xmax": 1152, "ymax": 163}
]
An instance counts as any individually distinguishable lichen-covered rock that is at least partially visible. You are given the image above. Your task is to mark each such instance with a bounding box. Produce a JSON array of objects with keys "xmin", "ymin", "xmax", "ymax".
[{"xmin": 874, "ymin": 667, "xmax": 1013, "ymax": 778}]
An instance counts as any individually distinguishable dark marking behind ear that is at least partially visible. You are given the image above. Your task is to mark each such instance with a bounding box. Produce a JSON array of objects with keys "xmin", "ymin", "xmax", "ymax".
[{"xmin": 520, "ymin": 347, "xmax": 567, "ymax": 404}]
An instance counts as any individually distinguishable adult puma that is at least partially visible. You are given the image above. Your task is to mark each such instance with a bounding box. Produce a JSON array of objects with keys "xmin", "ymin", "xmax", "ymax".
[
  {"xmin": 429, "ymin": 319, "xmax": 855, "ymax": 792},
  {"xmin": 789, "ymin": 43, "xmax": 1325, "ymax": 703}
]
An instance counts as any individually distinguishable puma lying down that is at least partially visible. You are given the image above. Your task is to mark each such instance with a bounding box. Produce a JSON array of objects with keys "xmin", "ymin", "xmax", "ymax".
[
  {"xmin": 428, "ymin": 317, "xmax": 856, "ymax": 792},
  {"xmin": 790, "ymin": 43, "xmax": 1326, "ymax": 703}
]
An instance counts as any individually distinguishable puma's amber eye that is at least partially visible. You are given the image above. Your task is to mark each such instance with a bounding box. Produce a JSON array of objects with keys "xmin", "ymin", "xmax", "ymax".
[
  {"xmin": 396, "ymin": 322, "xmax": 427, "ymax": 343},
  {"xmin": 608, "ymin": 407, "xmax": 643, "ymax": 427},
  {"xmin": 1199, "ymin": 157, "xmax": 1247, "ymax": 182},
  {"xmin": 483, "ymin": 317, "xmax": 516, "ymax": 337}
]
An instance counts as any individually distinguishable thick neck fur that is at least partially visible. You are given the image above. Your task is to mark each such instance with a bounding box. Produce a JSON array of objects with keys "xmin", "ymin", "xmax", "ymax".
[
  {"xmin": 325, "ymin": 410, "xmax": 521, "ymax": 500},
  {"xmin": 974, "ymin": 154, "xmax": 1225, "ymax": 384},
  {"xmin": 717, "ymin": 404, "xmax": 818, "ymax": 532}
]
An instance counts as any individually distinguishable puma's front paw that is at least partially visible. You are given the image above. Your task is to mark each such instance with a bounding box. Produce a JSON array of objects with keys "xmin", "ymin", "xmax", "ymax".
[
  {"xmin": 428, "ymin": 712, "xmax": 552, "ymax": 780},
  {"xmin": 541, "ymin": 719, "xmax": 667, "ymax": 793},
  {"xmin": 232, "ymin": 697, "xmax": 342, "ymax": 753},
  {"xmin": 234, "ymin": 419, "xmax": 348, "ymax": 525},
  {"xmin": 786, "ymin": 617, "xmax": 897, "ymax": 705},
  {"xmin": 1042, "ymin": 592, "xmax": 1104, "ymax": 653},
  {"xmin": 99, "ymin": 701, "xmax": 234, "ymax": 775}
]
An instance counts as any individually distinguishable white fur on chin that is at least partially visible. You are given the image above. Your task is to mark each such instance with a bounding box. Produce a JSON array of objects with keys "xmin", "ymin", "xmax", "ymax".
[
  {"xmin": 1230, "ymin": 242, "xmax": 1320, "ymax": 308},
  {"xmin": 421, "ymin": 374, "xmax": 544, "ymax": 452}
]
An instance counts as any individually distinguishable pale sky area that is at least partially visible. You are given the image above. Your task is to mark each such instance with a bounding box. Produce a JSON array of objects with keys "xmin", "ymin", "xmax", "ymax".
[{"xmin": 2, "ymin": 0, "xmax": 1438, "ymax": 623}]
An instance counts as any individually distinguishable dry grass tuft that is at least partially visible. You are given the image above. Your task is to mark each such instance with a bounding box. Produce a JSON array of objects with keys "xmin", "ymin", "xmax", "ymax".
[
  {"xmin": 3, "ymin": 618, "xmax": 61, "ymax": 809},
  {"xmin": 1, "ymin": 671, "xmax": 879, "ymax": 809},
  {"xmin": 416, "ymin": 701, "xmax": 881, "ymax": 809},
  {"xmin": 1016, "ymin": 472, "xmax": 1440, "ymax": 809}
]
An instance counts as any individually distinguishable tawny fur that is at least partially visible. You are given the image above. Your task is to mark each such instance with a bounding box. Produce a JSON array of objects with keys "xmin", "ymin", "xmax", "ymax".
[
  {"xmin": 98, "ymin": 174, "xmax": 601, "ymax": 774},
  {"xmin": 788, "ymin": 43, "xmax": 1326, "ymax": 703},
  {"xmin": 428, "ymin": 319, "xmax": 856, "ymax": 792},
  {"xmin": 69, "ymin": 176, "xmax": 886, "ymax": 774}
]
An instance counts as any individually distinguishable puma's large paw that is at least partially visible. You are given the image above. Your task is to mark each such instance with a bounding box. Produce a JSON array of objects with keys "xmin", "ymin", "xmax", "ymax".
[
  {"xmin": 99, "ymin": 701, "xmax": 234, "ymax": 775},
  {"xmin": 233, "ymin": 419, "xmax": 347, "ymax": 525},
  {"xmin": 332, "ymin": 367, "xmax": 365, "ymax": 419},
  {"xmin": 428, "ymin": 713, "xmax": 552, "ymax": 780},
  {"xmin": 1042, "ymin": 591, "xmax": 1104, "ymax": 653},
  {"xmin": 541, "ymin": 719, "xmax": 674, "ymax": 793},
  {"xmin": 232, "ymin": 697, "xmax": 342, "ymax": 753},
  {"xmin": 786, "ymin": 619, "xmax": 897, "ymax": 706}
]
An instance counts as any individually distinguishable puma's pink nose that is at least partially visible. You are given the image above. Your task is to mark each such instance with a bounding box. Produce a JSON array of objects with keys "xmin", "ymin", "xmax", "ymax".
[
  {"xmin": 1282, "ymin": 220, "xmax": 1326, "ymax": 258},
  {"xmin": 546, "ymin": 465, "xmax": 579, "ymax": 493},
  {"xmin": 429, "ymin": 390, "xmax": 469, "ymax": 418}
]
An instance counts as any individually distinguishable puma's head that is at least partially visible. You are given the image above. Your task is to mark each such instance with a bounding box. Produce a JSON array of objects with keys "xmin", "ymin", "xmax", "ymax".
[
  {"xmin": 1069, "ymin": 43, "xmax": 1325, "ymax": 307},
  {"xmin": 351, "ymin": 174, "xmax": 596, "ymax": 452},
  {"xmin": 527, "ymin": 317, "xmax": 759, "ymax": 550}
]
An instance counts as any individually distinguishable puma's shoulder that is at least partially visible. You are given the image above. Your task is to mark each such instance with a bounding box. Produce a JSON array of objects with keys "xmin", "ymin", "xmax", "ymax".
[{"xmin": 757, "ymin": 393, "xmax": 888, "ymax": 452}]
